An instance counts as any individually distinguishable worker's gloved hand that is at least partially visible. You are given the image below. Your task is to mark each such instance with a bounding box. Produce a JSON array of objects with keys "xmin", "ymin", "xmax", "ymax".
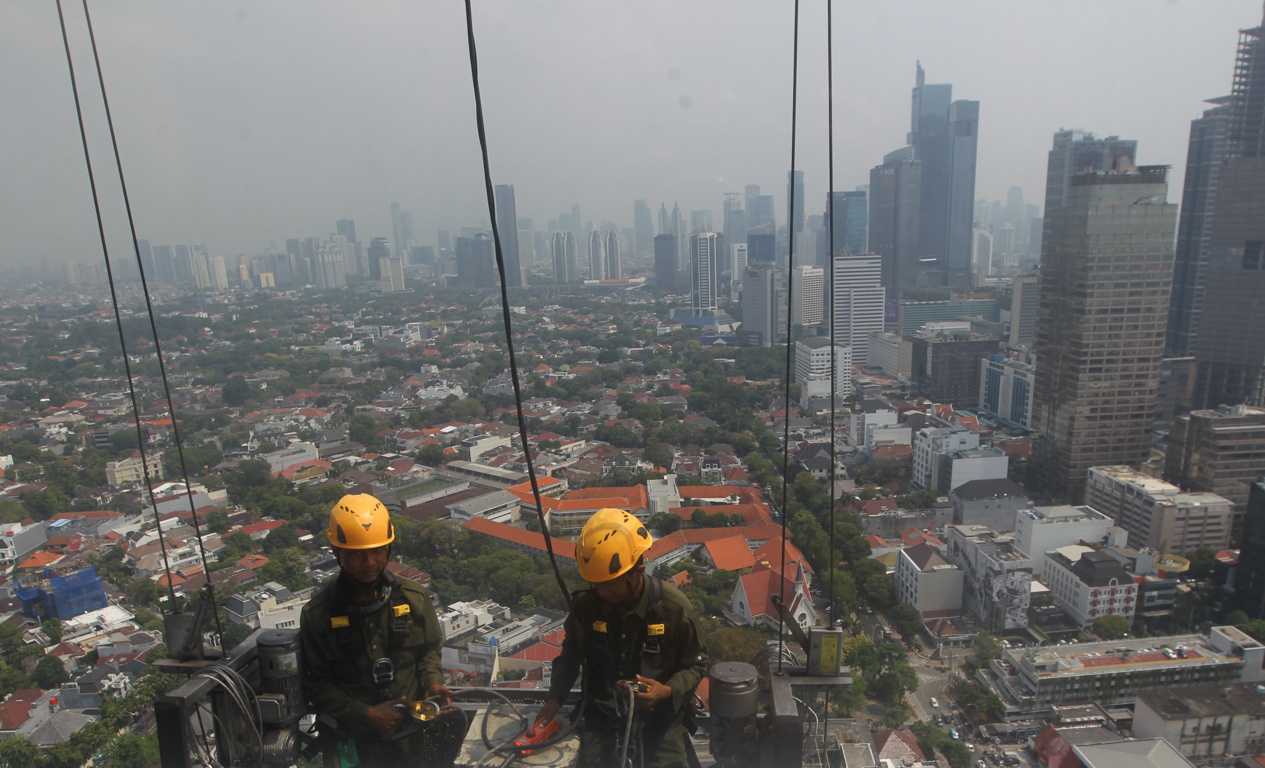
[
  {"xmin": 366, "ymin": 699, "xmax": 405, "ymax": 738},
  {"xmin": 427, "ymin": 681, "xmax": 453, "ymax": 706},
  {"xmin": 631, "ymin": 674, "xmax": 671, "ymax": 711},
  {"xmin": 531, "ymin": 697, "xmax": 561, "ymax": 735}
]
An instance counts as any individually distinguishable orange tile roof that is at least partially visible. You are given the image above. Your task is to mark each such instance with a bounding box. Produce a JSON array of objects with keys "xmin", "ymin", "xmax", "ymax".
[
  {"xmin": 750, "ymin": 537, "xmax": 813, "ymax": 575},
  {"xmin": 703, "ymin": 536, "xmax": 757, "ymax": 571},
  {"xmin": 462, "ymin": 517, "xmax": 576, "ymax": 560},
  {"xmin": 563, "ymin": 485, "xmax": 649, "ymax": 509},
  {"xmin": 506, "ymin": 476, "xmax": 563, "ymax": 503},
  {"xmin": 17, "ymin": 551, "xmax": 61, "ymax": 570},
  {"xmin": 671, "ymin": 502, "xmax": 772, "ymax": 526}
]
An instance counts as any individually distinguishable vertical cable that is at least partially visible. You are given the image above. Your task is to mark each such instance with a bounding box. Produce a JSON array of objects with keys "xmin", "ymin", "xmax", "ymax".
[
  {"xmin": 53, "ymin": 0, "xmax": 176, "ymax": 607},
  {"xmin": 825, "ymin": 0, "xmax": 838, "ymax": 750},
  {"xmin": 776, "ymin": 0, "xmax": 801, "ymax": 675},
  {"xmin": 79, "ymin": 0, "xmax": 223, "ymax": 645},
  {"xmin": 464, "ymin": 0, "xmax": 571, "ymax": 608}
]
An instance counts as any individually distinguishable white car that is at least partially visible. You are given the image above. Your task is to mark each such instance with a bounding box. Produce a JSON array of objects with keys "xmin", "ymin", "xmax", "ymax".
[{"xmin": 930, "ymin": 697, "xmax": 939, "ymax": 709}]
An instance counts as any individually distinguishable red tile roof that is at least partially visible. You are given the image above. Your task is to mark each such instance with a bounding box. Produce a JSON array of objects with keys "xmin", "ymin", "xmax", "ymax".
[
  {"xmin": 241, "ymin": 520, "xmax": 286, "ymax": 536},
  {"xmin": 238, "ymin": 554, "xmax": 269, "ymax": 570},
  {"xmin": 462, "ymin": 518, "xmax": 576, "ymax": 560},
  {"xmin": 509, "ymin": 628, "xmax": 565, "ymax": 662},
  {"xmin": 562, "ymin": 485, "xmax": 649, "ymax": 509},
  {"xmin": 703, "ymin": 536, "xmax": 757, "ymax": 571}
]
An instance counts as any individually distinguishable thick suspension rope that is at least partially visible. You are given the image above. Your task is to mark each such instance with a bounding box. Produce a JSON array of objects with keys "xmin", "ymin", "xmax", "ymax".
[
  {"xmin": 53, "ymin": 0, "xmax": 178, "ymax": 607},
  {"xmin": 463, "ymin": 0, "xmax": 571, "ymax": 609},
  {"xmin": 79, "ymin": 0, "xmax": 224, "ymax": 646},
  {"xmin": 776, "ymin": 0, "xmax": 802, "ymax": 675}
]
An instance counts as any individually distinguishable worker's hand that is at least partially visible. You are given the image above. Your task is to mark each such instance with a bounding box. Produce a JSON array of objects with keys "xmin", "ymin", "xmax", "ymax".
[
  {"xmin": 365, "ymin": 699, "xmax": 405, "ymax": 738},
  {"xmin": 531, "ymin": 697, "xmax": 561, "ymax": 735},
  {"xmin": 631, "ymin": 674, "xmax": 672, "ymax": 710},
  {"xmin": 427, "ymin": 681, "xmax": 453, "ymax": 706}
]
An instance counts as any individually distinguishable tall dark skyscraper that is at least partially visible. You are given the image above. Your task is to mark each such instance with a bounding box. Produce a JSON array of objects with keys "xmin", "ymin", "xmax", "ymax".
[
  {"xmin": 869, "ymin": 147, "xmax": 921, "ymax": 297},
  {"xmin": 747, "ymin": 232, "xmax": 777, "ymax": 267},
  {"xmin": 787, "ymin": 170, "xmax": 805, "ymax": 234},
  {"xmin": 822, "ymin": 190, "xmax": 869, "ymax": 263},
  {"xmin": 336, "ymin": 218, "xmax": 357, "ymax": 244},
  {"xmin": 748, "ymin": 194, "xmax": 775, "ymax": 233},
  {"xmin": 722, "ymin": 193, "xmax": 747, "ymax": 265},
  {"xmin": 907, "ymin": 62, "xmax": 978, "ymax": 287},
  {"xmin": 946, "ymin": 100, "xmax": 980, "ymax": 284},
  {"xmin": 634, "ymin": 200, "xmax": 654, "ymax": 258},
  {"xmin": 493, "ymin": 184, "xmax": 523, "ymax": 288},
  {"xmin": 456, "ymin": 234, "xmax": 496, "ymax": 289},
  {"xmin": 1190, "ymin": 10, "xmax": 1265, "ymax": 408},
  {"xmin": 653, "ymin": 233, "xmax": 678, "ymax": 289},
  {"xmin": 1041, "ymin": 130, "xmax": 1138, "ymax": 248},
  {"xmin": 1167, "ymin": 100, "xmax": 1231, "ymax": 356},
  {"xmin": 367, "ymin": 237, "xmax": 390, "ymax": 282},
  {"xmin": 1033, "ymin": 164, "xmax": 1176, "ymax": 502}
]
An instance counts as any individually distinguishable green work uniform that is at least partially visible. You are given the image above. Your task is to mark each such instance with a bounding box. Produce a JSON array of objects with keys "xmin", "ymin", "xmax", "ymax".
[
  {"xmin": 548, "ymin": 577, "xmax": 708, "ymax": 768},
  {"xmin": 299, "ymin": 571, "xmax": 455, "ymax": 768}
]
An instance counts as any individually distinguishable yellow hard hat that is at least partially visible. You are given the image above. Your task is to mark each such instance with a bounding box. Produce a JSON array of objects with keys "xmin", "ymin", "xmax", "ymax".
[
  {"xmin": 327, "ymin": 493, "xmax": 395, "ymax": 549},
  {"xmin": 576, "ymin": 508, "xmax": 654, "ymax": 584}
]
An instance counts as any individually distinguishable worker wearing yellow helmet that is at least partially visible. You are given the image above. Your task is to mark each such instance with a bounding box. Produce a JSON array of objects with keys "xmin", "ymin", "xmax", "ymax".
[
  {"xmin": 299, "ymin": 493, "xmax": 457, "ymax": 767},
  {"xmin": 532, "ymin": 508, "xmax": 709, "ymax": 767}
]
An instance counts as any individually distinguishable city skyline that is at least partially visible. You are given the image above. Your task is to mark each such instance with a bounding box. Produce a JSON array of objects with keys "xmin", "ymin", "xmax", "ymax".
[{"xmin": 3, "ymin": 1, "xmax": 1259, "ymax": 266}]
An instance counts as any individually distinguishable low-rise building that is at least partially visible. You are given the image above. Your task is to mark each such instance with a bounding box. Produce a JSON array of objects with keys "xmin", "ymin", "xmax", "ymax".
[
  {"xmin": 437, "ymin": 599, "xmax": 512, "ymax": 640},
  {"xmin": 104, "ymin": 451, "xmax": 164, "ymax": 488},
  {"xmin": 1085, "ymin": 466, "xmax": 1233, "ymax": 555},
  {"xmin": 1133, "ymin": 682, "xmax": 1265, "ymax": 760},
  {"xmin": 951, "ymin": 479, "xmax": 1031, "ymax": 532},
  {"xmin": 938, "ymin": 447, "xmax": 1009, "ymax": 494},
  {"xmin": 1015, "ymin": 505, "xmax": 1118, "ymax": 580},
  {"xmin": 261, "ymin": 442, "xmax": 319, "ymax": 475},
  {"xmin": 0, "ymin": 522, "xmax": 46, "ymax": 567},
  {"xmin": 1043, "ymin": 545, "xmax": 1136, "ymax": 627},
  {"xmin": 895, "ymin": 542, "xmax": 964, "ymax": 619},
  {"xmin": 913, "ymin": 426, "xmax": 979, "ymax": 490},
  {"xmin": 985, "ymin": 626, "xmax": 1265, "ymax": 719},
  {"xmin": 945, "ymin": 525, "xmax": 1032, "ymax": 631},
  {"xmin": 446, "ymin": 490, "xmax": 521, "ymax": 524}
]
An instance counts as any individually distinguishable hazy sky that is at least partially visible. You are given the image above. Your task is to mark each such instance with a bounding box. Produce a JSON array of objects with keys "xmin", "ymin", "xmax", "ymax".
[{"xmin": 2, "ymin": 0, "xmax": 1262, "ymax": 266}]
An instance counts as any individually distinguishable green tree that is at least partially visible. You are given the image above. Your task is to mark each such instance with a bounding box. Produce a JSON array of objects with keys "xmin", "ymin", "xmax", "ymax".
[
  {"xmin": 262, "ymin": 524, "xmax": 300, "ymax": 554},
  {"xmin": 21, "ymin": 488, "xmax": 69, "ymax": 521},
  {"xmin": 970, "ymin": 632, "xmax": 1001, "ymax": 670},
  {"xmin": 103, "ymin": 732, "xmax": 160, "ymax": 768},
  {"xmin": 41, "ymin": 618, "xmax": 62, "ymax": 644},
  {"xmin": 0, "ymin": 736, "xmax": 38, "ymax": 767},
  {"xmin": 418, "ymin": 444, "xmax": 445, "ymax": 466},
  {"xmin": 32, "ymin": 655, "xmax": 68, "ymax": 689},
  {"xmin": 1091, "ymin": 614, "xmax": 1130, "ymax": 640},
  {"xmin": 222, "ymin": 376, "xmax": 253, "ymax": 406},
  {"xmin": 0, "ymin": 501, "xmax": 25, "ymax": 524},
  {"xmin": 260, "ymin": 548, "xmax": 311, "ymax": 591},
  {"xmin": 206, "ymin": 510, "xmax": 230, "ymax": 534},
  {"xmin": 644, "ymin": 442, "xmax": 674, "ymax": 469},
  {"xmin": 349, "ymin": 414, "xmax": 382, "ymax": 449}
]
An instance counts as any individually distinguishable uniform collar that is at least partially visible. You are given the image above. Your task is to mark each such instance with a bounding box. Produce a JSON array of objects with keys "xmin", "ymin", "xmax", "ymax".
[{"xmin": 624, "ymin": 575, "xmax": 654, "ymax": 619}]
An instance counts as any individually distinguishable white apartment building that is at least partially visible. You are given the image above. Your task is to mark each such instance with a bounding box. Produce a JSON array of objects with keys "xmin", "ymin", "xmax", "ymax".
[
  {"xmin": 795, "ymin": 337, "xmax": 853, "ymax": 404},
  {"xmin": 895, "ymin": 542, "xmax": 964, "ymax": 618},
  {"xmin": 792, "ymin": 265, "xmax": 826, "ymax": 327},
  {"xmin": 913, "ymin": 427, "xmax": 979, "ymax": 490},
  {"xmin": 1044, "ymin": 544, "xmax": 1137, "ymax": 627},
  {"xmin": 1014, "ymin": 504, "xmax": 1119, "ymax": 580}
]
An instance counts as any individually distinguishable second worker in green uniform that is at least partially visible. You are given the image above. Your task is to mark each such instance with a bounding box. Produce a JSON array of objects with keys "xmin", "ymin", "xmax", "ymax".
[
  {"xmin": 531, "ymin": 508, "xmax": 708, "ymax": 768},
  {"xmin": 300, "ymin": 493, "xmax": 460, "ymax": 768}
]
